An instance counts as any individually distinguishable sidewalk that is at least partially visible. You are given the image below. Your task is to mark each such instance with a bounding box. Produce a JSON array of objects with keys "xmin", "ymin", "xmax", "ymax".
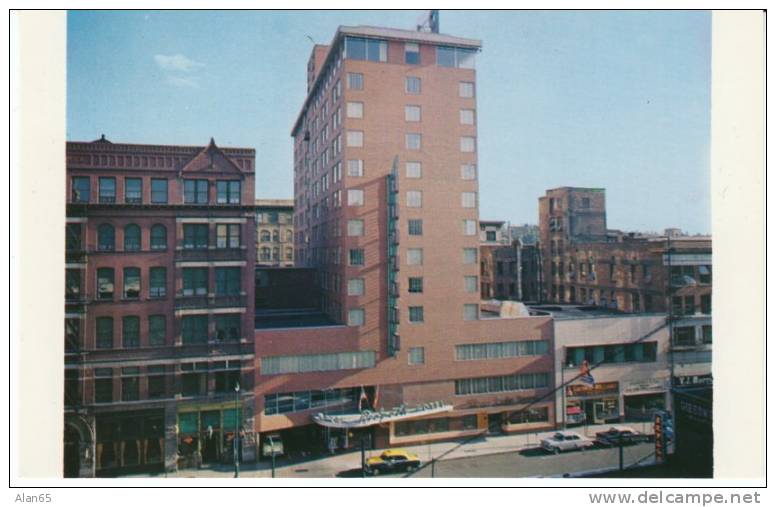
[{"xmin": 146, "ymin": 421, "xmax": 654, "ymax": 479}]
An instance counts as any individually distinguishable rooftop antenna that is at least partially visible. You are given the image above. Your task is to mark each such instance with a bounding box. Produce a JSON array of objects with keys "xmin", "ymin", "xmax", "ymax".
[{"xmin": 416, "ymin": 10, "xmax": 439, "ymax": 33}]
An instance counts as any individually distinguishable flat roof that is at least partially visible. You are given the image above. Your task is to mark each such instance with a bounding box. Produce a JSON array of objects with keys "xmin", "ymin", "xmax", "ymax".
[{"xmin": 528, "ymin": 304, "xmax": 667, "ymax": 320}]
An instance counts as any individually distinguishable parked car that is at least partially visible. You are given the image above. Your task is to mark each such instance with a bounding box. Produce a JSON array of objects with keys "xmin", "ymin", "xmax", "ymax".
[
  {"xmin": 541, "ymin": 431, "xmax": 595, "ymax": 454},
  {"xmin": 364, "ymin": 449, "xmax": 422, "ymax": 475},
  {"xmin": 595, "ymin": 426, "xmax": 650, "ymax": 447}
]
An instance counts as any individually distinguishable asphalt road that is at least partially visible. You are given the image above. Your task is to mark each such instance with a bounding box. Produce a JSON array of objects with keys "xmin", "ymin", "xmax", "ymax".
[{"xmin": 335, "ymin": 443, "xmax": 655, "ymax": 479}]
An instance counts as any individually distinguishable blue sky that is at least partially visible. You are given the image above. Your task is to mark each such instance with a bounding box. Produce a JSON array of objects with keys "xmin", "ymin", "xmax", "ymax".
[{"xmin": 67, "ymin": 10, "xmax": 711, "ymax": 234}]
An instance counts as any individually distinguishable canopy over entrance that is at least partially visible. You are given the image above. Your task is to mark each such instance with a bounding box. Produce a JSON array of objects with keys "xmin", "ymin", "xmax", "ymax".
[{"xmin": 312, "ymin": 401, "xmax": 453, "ymax": 429}]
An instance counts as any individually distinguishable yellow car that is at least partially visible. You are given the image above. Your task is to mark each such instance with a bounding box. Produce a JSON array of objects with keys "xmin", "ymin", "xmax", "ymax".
[{"xmin": 364, "ymin": 449, "xmax": 422, "ymax": 475}]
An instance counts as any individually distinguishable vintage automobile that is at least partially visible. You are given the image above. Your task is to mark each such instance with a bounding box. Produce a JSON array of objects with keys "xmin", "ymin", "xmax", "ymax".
[
  {"xmin": 540, "ymin": 431, "xmax": 595, "ymax": 454},
  {"xmin": 594, "ymin": 426, "xmax": 651, "ymax": 447},
  {"xmin": 364, "ymin": 449, "xmax": 422, "ymax": 475}
]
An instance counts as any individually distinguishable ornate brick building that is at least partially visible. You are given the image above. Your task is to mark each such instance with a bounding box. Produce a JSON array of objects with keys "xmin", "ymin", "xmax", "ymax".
[
  {"xmin": 255, "ymin": 199, "xmax": 294, "ymax": 267},
  {"xmin": 64, "ymin": 137, "xmax": 256, "ymax": 477}
]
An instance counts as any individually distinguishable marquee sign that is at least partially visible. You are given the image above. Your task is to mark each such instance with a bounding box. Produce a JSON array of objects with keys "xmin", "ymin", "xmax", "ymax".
[
  {"xmin": 565, "ymin": 381, "xmax": 618, "ymax": 397},
  {"xmin": 312, "ymin": 401, "xmax": 452, "ymax": 429}
]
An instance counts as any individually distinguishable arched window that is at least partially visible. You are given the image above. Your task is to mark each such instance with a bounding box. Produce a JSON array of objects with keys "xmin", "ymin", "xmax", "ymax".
[
  {"xmin": 272, "ymin": 230, "xmax": 280, "ymax": 243},
  {"xmin": 272, "ymin": 248, "xmax": 280, "ymax": 260},
  {"xmin": 124, "ymin": 224, "xmax": 141, "ymax": 251},
  {"xmin": 286, "ymin": 247, "xmax": 293, "ymax": 261},
  {"xmin": 97, "ymin": 224, "xmax": 115, "ymax": 251},
  {"xmin": 261, "ymin": 230, "xmax": 271, "ymax": 242},
  {"xmin": 150, "ymin": 224, "xmax": 167, "ymax": 250},
  {"xmin": 260, "ymin": 247, "xmax": 271, "ymax": 261},
  {"xmin": 286, "ymin": 230, "xmax": 293, "ymax": 242}
]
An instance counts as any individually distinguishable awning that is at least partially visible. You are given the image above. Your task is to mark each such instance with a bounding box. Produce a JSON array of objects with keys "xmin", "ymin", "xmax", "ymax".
[{"xmin": 312, "ymin": 401, "xmax": 453, "ymax": 429}]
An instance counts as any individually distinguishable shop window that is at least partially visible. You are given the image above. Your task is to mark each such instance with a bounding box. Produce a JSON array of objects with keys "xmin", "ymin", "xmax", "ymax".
[{"xmin": 508, "ymin": 407, "xmax": 549, "ymax": 425}]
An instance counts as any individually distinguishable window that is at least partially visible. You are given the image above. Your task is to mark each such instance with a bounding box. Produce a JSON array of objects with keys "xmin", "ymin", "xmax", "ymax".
[
  {"xmin": 66, "ymin": 223, "xmax": 82, "ymax": 251},
  {"xmin": 148, "ymin": 365, "xmax": 166, "ymax": 398},
  {"xmin": 71, "ymin": 176, "xmax": 90, "ymax": 203},
  {"xmin": 405, "ymin": 42, "xmax": 420, "ymax": 64},
  {"xmin": 348, "ymin": 189, "xmax": 364, "ymax": 206},
  {"xmin": 183, "ymin": 224, "xmax": 209, "ymax": 249},
  {"xmin": 99, "ymin": 177, "xmax": 116, "ymax": 203},
  {"xmin": 461, "ymin": 163, "xmax": 477, "ymax": 180},
  {"xmin": 462, "ymin": 192, "xmax": 477, "ymax": 208},
  {"xmin": 215, "ymin": 314, "xmax": 241, "ymax": 342},
  {"xmin": 181, "ymin": 370, "xmax": 205, "ymax": 396},
  {"xmin": 96, "ymin": 268, "xmax": 114, "ymax": 299},
  {"xmin": 65, "ymin": 268, "xmax": 81, "ymax": 299},
  {"xmin": 347, "ymin": 219, "xmax": 364, "ymax": 236},
  {"xmin": 407, "ymin": 248, "xmax": 423, "ymax": 265},
  {"xmin": 346, "ymin": 102, "xmax": 363, "ymax": 118},
  {"xmin": 216, "ymin": 180, "xmax": 241, "ymax": 204},
  {"xmin": 405, "ymin": 105, "xmax": 421, "ymax": 122},
  {"xmin": 347, "ymin": 309, "xmax": 365, "ymax": 327},
  {"xmin": 181, "ymin": 315, "xmax": 208, "ymax": 344},
  {"xmin": 347, "ymin": 72, "xmax": 363, "ymax": 90},
  {"xmin": 409, "ymin": 306, "xmax": 424, "ymax": 323},
  {"xmin": 347, "ymin": 159, "xmax": 363, "ymax": 177},
  {"xmin": 122, "ymin": 316, "xmax": 140, "ymax": 348},
  {"xmin": 121, "ymin": 178, "xmax": 144, "ymax": 205},
  {"xmin": 124, "ymin": 224, "xmax": 141, "ymax": 251},
  {"xmin": 462, "ymin": 219, "xmax": 477, "ymax": 235},
  {"xmin": 407, "ymin": 191, "xmax": 422, "ymax": 208},
  {"xmin": 406, "ymin": 76, "xmax": 421, "ymax": 94},
  {"xmin": 96, "ymin": 317, "xmax": 113, "ymax": 349},
  {"xmin": 700, "ymin": 294, "xmax": 711, "ymax": 314},
  {"xmin": 149, "ymin": 315, "xmax": 166, "ymax": 346},
  {"xmin": 184, "ymin": 179, "xmax": 208, "ymax": 204},
  {"xmin": 150, "ymin": 224, "xmax": 167, "ymax": 250},
  {"xmin": 216, "ymin": 224, "xmax": 240, "ymax": 248},
  {"xmin": 215, "ymin": 267, "xmax": 241, "ymax": 295},
  {"xmin": 463, "ymin": 304, "xmax": 479, "ymax": 321},
  {"xmin": 214, "ymin": 364, "xmax": 241, "ymax": 393},
  {"xmin": 463, "ymin": 248, "xmax": 478, "ymax": 264},
  {"xmin": 261, "ymin": 350, "xmax": 376, "ymax": 375},
  {"xmin": 460, "ymin": 109, "xmax": 475, "ymax": 125},
  {"xmin": 123, "ymin": 268, "xmax": 140, "ymax": 299},
  {"xmin": 97, "ymin": 224, "xmax": 115, "ymax": 251},
  {"xmin": 436, "ymin": 46, "xmax": 476, "ymax": 68},
  {"xmin": 459, "ymin": 81, "xmax": 475, "ymax": 98},
  {"xmin": 348, "ymin": 278, "xmax": 365, "ymax": 296},
  {"xmin": 151, "ymin": 178, "xmax": 168, "ymax": 203},
  {"xmin": 347, "ymin": 130, "xmax": 364, "ymax": 147},
  {"xmin": 456, "ymin": 340, "xmax": 549, "ymax": 361},
  {"xmin": 405, "ymin": 162, "xmax": 422, "ymax": 179},
  {"xmin": 699, "ymin": 265, "xmax": 712, "ymax": 284},
  {"xmin": 464, "ymin": 276, "xmax": 478, "ymax": 293},
  {"xmin": 460, "ymin": 136, "xmax": 476, "ymax": 152},
  {"xmin": 408, "ymin": 277, "xmax": 423, "ymax": 293},
  {"xmin": 486, "ymin": 231, "xmax": 497, "ymax": 242},
  {"xmin": 143, "ymin": 266, "xmax": 166, "ymax": 299},
  {"xmin": 408, "ymin": 347, "xmax": 424, "ymax": 365},
  {"xmin": 408, "ymin": 219, "xmax": 423, "ymax": 236},
  {"xmin": 349, "ymin": 248, "xmax": 365, "ymax": 266},
  {"xmin": 344, "ymin": 36, "xmax": 387, "ymax": 62},
  {"xmin": 182, "ymin": 268, "xmax": 208, "ymax": 296},
  {"xmin": 406, "ymin": 133, "xmax": 421, "ymax": 150},
  {"xmin": 94, "ymin": 369, "xmax": 113, "ymax": 403},
  {"xmin": 702, "ymin": 325, "xmax": 712, "ymax": 344},
  {"xmin": 675, "ymin": 327, "xmax": 696, "ymax": 346}
]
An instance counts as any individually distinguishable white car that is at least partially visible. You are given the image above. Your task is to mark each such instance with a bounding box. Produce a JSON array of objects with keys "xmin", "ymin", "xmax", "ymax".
[{"xmin": 541, "ymin": 431, "xmax": 595, "ymax": 454}]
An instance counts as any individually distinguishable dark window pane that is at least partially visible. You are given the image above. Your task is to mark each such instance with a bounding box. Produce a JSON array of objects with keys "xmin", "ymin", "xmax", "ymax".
[
  {"xmin": 123, "ymin": 268, "xmax": 140, "ymax": 299},
  {"xmin": 124, "ymin": 224, "xmax": 141, "ymax": 251},
  {"xmin": 99, "ymin": 177, "xmax": 116, "ymax": 203},
  {"xmin": 149, "ymin": 315, "xmax": 166, "ymax": 345},
  {"xmin": 122, "ymin": 316, "xmax": 140, "ymax": 348},
  {"xmin": 150, "ymin": 267, "xmax": 166, "ymax": 297},
  {"xmin": 125, "ymin": 178, "xmax": 142, "ymax": 204},
  {"xmin": 150, "ymin": 224, "xmax": 167, "ymax": 250},
  {"xmin": 72, "ymin": 176, "xmax": 90, "ymax": 203},
  {"xmin": 97, "ymin": 224, "xmax": 115, "ymax": 251},
  {"xmin": 151, "ymin": 179, "xmax": 168, "ymax": 204},
  {"xmin": 66, "ymin": 223, "xmax": 82, "ymax": 251},
  {"xmin": 96, "ymin": 317, "xmax": 113, "ymax": 349},
  {"xmin": 97, "ymin": 268, "xmax": 114, "ymax": 299},
  {"xmin": 437, "ymin": 46, "xmax": 456, "ymax": 67}
]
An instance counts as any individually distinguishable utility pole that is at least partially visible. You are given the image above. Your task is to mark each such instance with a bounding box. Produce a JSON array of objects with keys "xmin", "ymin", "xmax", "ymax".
[
  {"xmin": 360, "ymin": 434, "xmax": 366, "ymax": 478},
  {"xmin": 233, "ymin": 381, "xmax": 240, "ymax": 478},
  {"xmin": 618, "ymin": 432, "xmax": 624, "ymax": 471}
]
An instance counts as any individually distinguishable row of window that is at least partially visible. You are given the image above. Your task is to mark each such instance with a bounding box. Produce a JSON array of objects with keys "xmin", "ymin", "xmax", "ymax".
[
  {"xmin": 86, "ymin": 313, "xmax": 242, "ymax": 349},
  {"xmin": 345, "ymin": 101, "xmax": 475, "ymax": 125},
  {"xmin": 343, "ymin": 36, "xmax": 477, "ymax": 70},
  {"xmin": 258, "ymin": 246, "xmax": 293, "ymax": 262},
  {"xmin": 455, "ymin": 340, "xmax": 550, "ymax": 361},
  {"xmin": 75, "ymin": 223, "xmax": 242, "ymax": 252},
  {"xmin": 71, "ymin": 176, "xmax": 241, "ymax": 205},
  {"xmin": 82, "ymin": 266, "xmax": 241, "ymax": 301},
  {"xmin": 258, "ymin": 229, "xmax": 293, "ymax": 243},
  {"xmin": 88, "ymin": 362, "xmax": 242, "ymax": 403},
  {"xmin": 674, "ymin": 325, "xmax": 713, "ymax": 346},
  {"xmin": 264, "ymin": 387, "xmax": 359, "ymax": 416},
  {"xmin": 347, "ymin": 304, "xmax": 479, "ymax": 327},
  {"xmin": 261, "ymin": 350, "xmax": 376, "ymax": 375},
  {"xmin": 565, "ymin": 342, "xmax": 658, "ymax": 367},
  {"xmin": 345, "ymin": 130, "xmax": 476, "ymax": 153},
  {"xmin": 454, "ymin": 372, "xmax": 550, "ymax": 396}
]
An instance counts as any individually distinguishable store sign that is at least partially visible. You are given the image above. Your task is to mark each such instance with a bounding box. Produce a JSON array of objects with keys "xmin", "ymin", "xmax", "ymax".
[
  {"xmin": 566, "ymin": 381, "xmax": 618, "ymax": 397},
  {"xmin": 674, "ymin": 374, "xmax": 713, "ymax": 387},
  {"xmin": 312, "ymin": 400, "xmax": 452, "ymax": 429},
  {"xmin": 654, "ymin": 411, "xmax": 668, "ymax": 464},
  {"xmin": 623, "ymin": 379, "xmax": 667, "ymax": 393}
]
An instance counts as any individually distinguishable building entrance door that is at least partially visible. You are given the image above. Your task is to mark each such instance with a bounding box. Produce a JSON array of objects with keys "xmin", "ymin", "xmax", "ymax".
[
  {"xmin": 487, "ymin": 413, "xmax": 502, "ymax": 434},
  {"xmin": 594, "ymin": 402, "xmax": 606, "ymax": 424},
  {"xmin": 63, "ymin": 424, "xmax": 81, "ymax": 478},
  {"xmin": 202, "ymin": 431, "xmax": 220, "ymax": 463}
]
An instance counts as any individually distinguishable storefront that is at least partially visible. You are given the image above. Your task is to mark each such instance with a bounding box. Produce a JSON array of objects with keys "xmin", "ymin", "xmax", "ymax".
[
  {"xmin": 94, "ymin": 410, "xmax": 165, "ymax": 477},
  {"xmin": 176, "ymin": 402, "xmax": 245, "ymax": 469},
  {"xmin": 564, "ymin": 382, "xmax": 620, "ymax": 426}
]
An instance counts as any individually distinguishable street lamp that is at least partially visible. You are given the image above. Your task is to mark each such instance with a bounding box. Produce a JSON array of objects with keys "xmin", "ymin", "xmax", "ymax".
[{"xmin": 234, "ymin": 381, "xmax": 240, "ymax": 478}]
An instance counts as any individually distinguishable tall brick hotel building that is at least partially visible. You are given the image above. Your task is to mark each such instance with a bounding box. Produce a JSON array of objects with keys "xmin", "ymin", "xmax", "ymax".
[{"xmin": 254, "ymin": 25, "xmax": 554, "ymax": 455}]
